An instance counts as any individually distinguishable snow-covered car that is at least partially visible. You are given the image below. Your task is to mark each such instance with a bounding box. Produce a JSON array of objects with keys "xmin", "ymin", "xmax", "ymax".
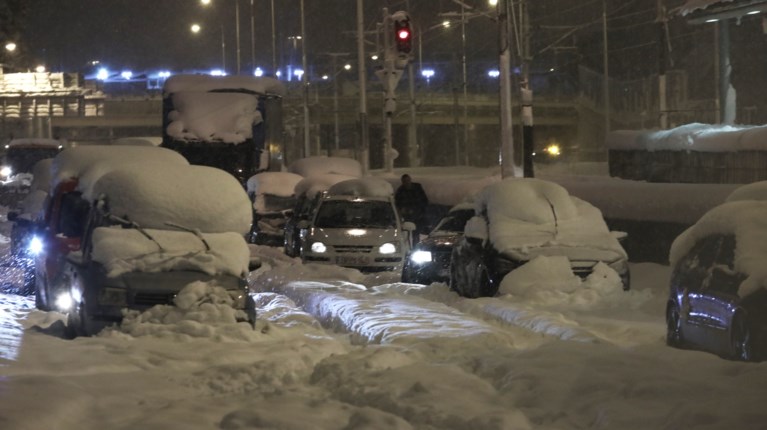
[
  {"xmin": 1, "ymin": 138, "xmax": 63, "ymax": 180},
  {"xmin": 63, "ymin": 163, "xmax": 256, "ymax": 337},
  {"xmin": 33, "ymin": 146, "xmax": 190, "ymax": 312},
  {"xmin": 283, "ymin": 173, "xmax": 358, "ymax": 257},
  {"xmin": 449, "ymin": 178, "xmax": 630, "ymax": 298},
  {"xmin": 401, "ymin": 203, "xmax": 475, "ymax": 285},
  {"xmin": 246, "ymin": 171, "xmax": 303, "ymax": 246},
  {"xmin": 666, "ymin": 185, "xmax": 767, "ymax": 361},
  {"xmin": 300, "ymin": 178, "xmax": 415, "ymax": 271}
]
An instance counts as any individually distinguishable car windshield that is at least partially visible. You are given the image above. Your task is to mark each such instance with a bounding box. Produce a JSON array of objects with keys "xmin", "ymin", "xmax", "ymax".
[
  {"xmin": 314, "ymin": 200, "xmax": 396, "ymax": 229},
  {"xmin": 261, "ymin": 194, "xmax": 297, "ymax": 213},
  {"xmin": 433, "ymin": 209, "xmax": 474, "ymax": 233}
]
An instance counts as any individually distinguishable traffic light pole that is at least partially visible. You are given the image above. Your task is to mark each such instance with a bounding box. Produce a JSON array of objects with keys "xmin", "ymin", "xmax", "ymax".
[
  {"xmin": 356, "ymin": 0, "xmax": 370, "ymax": 174},
  {"xmin": 498, "ymin": 0, "xmax": 515, "ymax": 178}
]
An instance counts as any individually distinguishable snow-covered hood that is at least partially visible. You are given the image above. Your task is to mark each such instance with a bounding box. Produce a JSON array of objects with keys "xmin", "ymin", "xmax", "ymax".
[
  {"xmin": 91, "ymin": 227, "xmax": 250, "ymax": 278},
  {"xmin": 309, "ymin": 227, "xmax": 405, "ymax": 247}
]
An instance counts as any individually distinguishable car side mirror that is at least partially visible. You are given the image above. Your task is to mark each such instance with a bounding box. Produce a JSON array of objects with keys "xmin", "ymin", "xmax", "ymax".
[
  {"xmin": 611, "ymin": 230, "xmax": 628, "ymax": 243},
  {"xmin": 297, "ymin": 220, "xmax": 310, "ymax": 229},
  {"xmin": 402, "ymin": 221, "xmax": 416, "ymax": 232}
]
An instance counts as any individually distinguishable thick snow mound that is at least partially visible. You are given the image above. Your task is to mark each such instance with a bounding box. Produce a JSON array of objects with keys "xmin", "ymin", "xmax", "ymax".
[
  {"xmin": 30, "ymin": 159, "xmax": 52, "ymax": 192},
  {"xmin": 726, "ymin": 181, "xmax": 767, "ymax": 203},
  {"xmin": 91, "ymin": 227, "xmax": 250, "ymax": 278},
  {"xmin": 163, "ymin": 74, "xmax": 285, "ymax": 96},
  {"xmin": 166, "ymin": 92, "xmax": 262, "ymax": 143},
  {"xmin": 669, "ymin": 200, "xmax": 767, "ymax": 296},
  {"xmin": 475, "ymin": 178, "xmax": 578, "ymax": 224},
  {"xmin": 288, "ymin": 156, "xmax": 363, "ymax": 178},
  {"xmin": 327, "ymin": 177, "xmax": 393, "ymax": 198},
  {"xmin": 246, "ymin": 171, "xmax": 303, "ymax": 197},
  {"xmin": 51, "ymin": 145, "xmax": 188, "ymax": 189},
  {"xmin": 88, "ymin": 164, "xmax": 252, "ymax": 235},
  {"xmin": 294, "ymin": 173, "xmax": 359, "ymax": 198}
]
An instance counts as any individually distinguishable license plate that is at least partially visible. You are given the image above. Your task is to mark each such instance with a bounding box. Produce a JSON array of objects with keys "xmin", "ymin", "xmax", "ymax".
[{"xmin": 336, "ymin": 255, "xmax": 369, "ymax": 266}]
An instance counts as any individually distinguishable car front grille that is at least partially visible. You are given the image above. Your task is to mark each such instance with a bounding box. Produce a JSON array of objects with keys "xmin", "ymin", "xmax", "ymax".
[
  {"xmin": 334, "ymin": 245, "xmax": 374, "ymax": 253},
  {"xmin": 132, "ymin": 292, "xmax": 176, "ymax": 307}
]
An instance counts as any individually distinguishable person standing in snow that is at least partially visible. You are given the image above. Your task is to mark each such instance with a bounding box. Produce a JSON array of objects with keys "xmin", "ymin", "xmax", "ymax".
[{"xmin": 395, "ymin": 174, "xmax": 429, "ymax": 236}]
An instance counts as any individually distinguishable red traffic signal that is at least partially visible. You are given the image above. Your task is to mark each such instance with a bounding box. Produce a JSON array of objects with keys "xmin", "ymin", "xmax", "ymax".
[{"xmin": 394, "ymin": 19, "xmax": 412, "ymax": 54}]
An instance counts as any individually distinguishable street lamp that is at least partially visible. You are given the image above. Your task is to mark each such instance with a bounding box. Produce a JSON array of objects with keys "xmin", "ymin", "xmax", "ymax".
[{"xmin": 5, "ymin": 42, "xmax": 16, "ymax": 53}]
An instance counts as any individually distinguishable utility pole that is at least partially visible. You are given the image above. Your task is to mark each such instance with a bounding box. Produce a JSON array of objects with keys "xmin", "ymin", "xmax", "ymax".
[
  {"xmin": 300, "ymin": 0, "xmax": 310, "ymax": 156},
  {"xmin": 235, "ymin": 0, "xmax": 241, "ymax": 74},
  {"xmin": 602, "ymin": 0, "xmax": 610, "ymax": 134},
  {"xmin": 657, "ymin": 0, "xmax": 669, "ymax": 129},
  {"xmin": 250, "ymin": 0, "xmax": 255, "ymax": 74},
  {"xmin": 357, "ymin": 0, "xmax": 370, "ymax": 173},
  {"xmin": 406, "ymin": 0, "xmax": 418, "ymax": 167},
  {"xmin": 498, "ymin": 0, "xmax": 515, "ymax": 178},
  {"xmin": 519, "ymin": 0, "xmax": 534, "ymax": 178},
  {"xmin": 270, "ymin": 0, "xmax": 277, "ymax": 74}
]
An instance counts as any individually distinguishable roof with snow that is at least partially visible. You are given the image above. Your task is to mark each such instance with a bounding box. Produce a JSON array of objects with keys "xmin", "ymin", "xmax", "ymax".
[
  {"xmin": 606, "ymin": 123, "xmax": 767, "ymax": 152},
  {"xmin": 163, "ymin": 74, "xmax": 285, "ymax": 97},
  {"xmin": 327, "ymin": 177, "xmax": 394, "ymax": 198},
  {"xmin": 51, "ymin": 145, "xmax": 188, "ymax": 190},
  {"xmin": 287, "ymin": 156, "xmax": 363, "ymax": 178},
  {"xmin": 87, "ymin": 164, "xmax": 252, "ymax": 235},
  {"xmin": 670, "ymin": 199, "xmax": 767, "ymax": 296},
  {"xmin": 680, "ymin": 0, "xmax": 767, "ymax": 22},
  {"xmin": 293, "ymin": 173, "xmax": 360, "ymax": 198},
  {"xmin": 246, "ymin": 171, "xmax": 304, "ymax": 197}
]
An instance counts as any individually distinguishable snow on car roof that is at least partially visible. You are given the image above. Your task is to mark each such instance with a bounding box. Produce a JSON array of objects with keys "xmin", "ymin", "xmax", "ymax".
[
  {"xmin": 725, "ymin": 181, "xmax": 767, "ymax": 203},
  {"xmin": 163, "ymin": 74, "xmax": 285, "ymax": 97},
  {"xmin": 166, "ymin": 92, "xmax": 262, "ymax": 143},
  {"xmin": 473, "ymin": 178, "xmax": 624, "ymax": 258},
  {"xmin": 246, "ymin": 171, "xmax": 303, "ymax": 197},
  {"xmin": 87, "ymin": 164, "xmax": 252, "ymax": 235},
  {"xmin": 287, "ymin": 156, "xmax": 363, "ymax": 178},
  {"xmin": 51, "ymin": 145, "xmax": 189, "ymax": 189},
  {"xmin": 669, "ymin": 200, "xmax": 767, "ymax": 296},
  {"xmin": 294, "ymin": 173, "xmax": 359, "ymax": 198},
  {"xmin": 327, "ymin": 177, "xmax": 393, "ymax": 198}
]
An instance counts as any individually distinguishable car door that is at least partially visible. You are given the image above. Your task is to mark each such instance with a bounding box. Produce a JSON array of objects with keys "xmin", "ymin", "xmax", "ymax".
[
  {"xmin": 692, "ymin": 235, "xmax": 745, "ymax": 343},
  {"xmin": 676, "ymin": 235, "xmax": 722, "ymax": 341}
]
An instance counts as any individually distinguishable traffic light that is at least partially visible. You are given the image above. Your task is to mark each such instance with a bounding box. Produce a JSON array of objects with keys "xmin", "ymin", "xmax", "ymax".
[{"xmin": 394, "ymin": 16, "xmax": 412, "ymax": 54}]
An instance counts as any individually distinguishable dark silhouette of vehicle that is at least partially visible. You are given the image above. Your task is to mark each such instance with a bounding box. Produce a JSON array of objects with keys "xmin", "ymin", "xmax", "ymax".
[
  {"xmin": 666, "ymin": 198, "xmax": 767, "ymax": 361},
  {"xmin": 401, "ymin": 204, "xmax": 474, "ymax": 285},
  {"xmin": 246, "ymin": 172, "xmax": 302, "ymax": 246},
  {"xmin": 450, "ymin": 178, "xmax": 630, "ymax": 298}
]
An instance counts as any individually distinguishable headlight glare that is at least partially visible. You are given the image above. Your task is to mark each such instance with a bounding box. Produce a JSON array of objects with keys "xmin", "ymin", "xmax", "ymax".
[
  {"xmin": 0, "ymin": 166, "xmax": 11, "ymax": 177},
  {"xmin": 410, "ymin": 250, "xmax": 432, "ymax": 263},
  {"xmin": 311, "ymin": 242, "xmax": 327, "ymax": 253},
  {"xmin": 27, "ymin": 236, "xmax": 43, "ymax": 255},
  {"xmin": 379, "ymin": 243, "xmax": 397, "ymax": 254}
]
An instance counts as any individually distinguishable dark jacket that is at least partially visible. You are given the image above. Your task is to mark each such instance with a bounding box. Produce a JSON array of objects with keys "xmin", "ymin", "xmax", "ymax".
[{"xmin": 395, "ymin": 182, "xmax": 429, "ymax": 221}]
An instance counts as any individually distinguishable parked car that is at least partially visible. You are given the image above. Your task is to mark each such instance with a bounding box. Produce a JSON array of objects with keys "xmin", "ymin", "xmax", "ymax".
[
  {"xmin": 33, "ymin": 146, "xmax": 190, "ymax": 312},
  {"xmin": 63, "ymin": 163, "xmax": 257, "ymax": 337},
  {"xmin": 1, "ymin": 138, "xmax": 63, "ymax": 180},
  {"xmin": 450, "ymin": 178, "xmax": 630, "ymax": 298},
  {"xmin": 283, "ymin": 173, "xmax": 358, "ymax": 257},
  {"xmin": 666, "ymin": 196, "xmax": 767, "ymax": 361},
  {"xmin": 246, "ymin": 171, "xmax": 303, "ymax": 246},
  {"xmin": 300, "ymin": 177, "xmax": 415, "ymax": 271},
  {"xmin": 401, "ymin": 202, "xmax": 475, "ymax": 285}
]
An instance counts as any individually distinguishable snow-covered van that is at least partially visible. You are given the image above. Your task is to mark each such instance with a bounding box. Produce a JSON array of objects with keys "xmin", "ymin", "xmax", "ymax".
[
  {"xmin": 63, "ymin": 162, "xmax": 256, "ymax": 337},
  {"xmin": 300, "ymin": 178, "xmax": 416, "ymax": 271},
  {"xmin": 245, "ymin": 171, "xmax": 303, "ymax": 246},
  {"xmin": 34, "ymin": 146, "xmax": 191, "ymax": 313}
]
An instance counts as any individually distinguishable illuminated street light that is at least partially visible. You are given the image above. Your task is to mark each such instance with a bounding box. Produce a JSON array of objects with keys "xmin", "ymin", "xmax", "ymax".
[
  {"xmin": 35, "ymin": 65, "xmax": 46, "ymax": 73},
  {"xmin": 488, "ymin": 0, "xmax": 498, "ymax": 5},
  {"xmin": 254, "ymin": 67, "xmax": 264, "ymax": 77},
  {"xmin": 96, "ymin": 68, "xmax": 109, "ymax": 80},
  {"xmin": 421, "ymin": 68, "xmax": 435, "ymax": 85},
  {"xmin": 487, "ymin": 69, "xmax": 500, "ymax": 78},
  {"xmin": 343, "ymin": 64, "xmax": 352, "ymax": 71},
  {"xmin": 191, "ymin": 23, "xmax": 202, "ymax": 33},
  {"xmin": 121, "ymin": 70, "xmax": 133, "ymax": 80},
  {"xmin": 5, "ymin": 42, "xmax": 16, "ymax": 52}
]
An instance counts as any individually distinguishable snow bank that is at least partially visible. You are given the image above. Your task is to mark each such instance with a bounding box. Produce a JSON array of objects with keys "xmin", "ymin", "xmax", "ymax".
[
  {"xmin": 607, "ymin": 123, "xmax": 767, "ymax": 152},
  {"xmin": 288, "ymin": 156, "xmax": 363, "ymax": 178},
  {"xmin": 91, "ymin": 227, "xmax": 250, "ymax": 278},
  {"xmin": 726, "ymin": 181, "xmax": 767, "ymax": 202},
  {"xmin": 327, "ymin": 177, "xmax": 393, "ymax": 198},
  {"xmin": 7, "ymin": 138, "xmax": 62, "ymax": 148},
  {"xmin": 679, "ymin": 0, "xmax": 735, "ymax": 16},
  {"xmin": 87, "ymin": 164, "xmax": 252, "ymax": 235},
  {"xmin": 51, "ymin": 145, "xmax": 188, "ymax": 189}
]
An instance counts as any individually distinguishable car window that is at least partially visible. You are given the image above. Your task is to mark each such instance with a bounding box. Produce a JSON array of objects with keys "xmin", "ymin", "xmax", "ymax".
[
  {"xmin": 714, "ymin": 235, "xmax": 736, "ymax": 268},
  {"xmin": 675, "ymin": 235, "xmax": 722, "ymax": 291},
  {"xmin": 315, "ymin": 200, "xmax": 396, "ymax": 229},
  {"xmin": 58, "ymin": 192, "xmax": 90, "ymax": 238}
]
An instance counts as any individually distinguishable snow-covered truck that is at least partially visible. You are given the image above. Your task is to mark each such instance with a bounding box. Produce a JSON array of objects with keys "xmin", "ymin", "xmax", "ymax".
[{"xmin": 161, "ymin": 74, "xmax": 285, "ymax": 183}]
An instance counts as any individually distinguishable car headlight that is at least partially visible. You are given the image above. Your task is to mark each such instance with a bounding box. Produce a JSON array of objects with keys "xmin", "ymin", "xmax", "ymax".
[
  {"xmin": 311, "ymin": 241, "xmax": 327, "ymax": 253},
  {"xmin": 410, "ymin": 250, "xmax": 432, "ymax": 264},
  {"xmin": 55, "ymin": 293, "xmax": 74, "ymax": 311},
  {"xmin": 0, "ymin": 166, "xmax": 12, "ymax": 178},
  {"xmin": 379, "ymin": 242, "xmax": 397, "ymax": 254},
  {"xmin": 27, "ymin": 236, "xmax": 43, "ymax": 255}
]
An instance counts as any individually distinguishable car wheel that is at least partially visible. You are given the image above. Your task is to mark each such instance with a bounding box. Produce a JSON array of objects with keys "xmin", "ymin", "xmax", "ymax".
[
  {"xmin": 66, "ymin": 297, "xmax": 101, "ymax": 338},
  {"xmin": 35, "ymin": 277, "xmax": 50, "ymax": 311},
  {"xmin": 666, "ymin": 302, "xmax": 684, "ymax": 348},
  {"xmin": 730, "ymin": 313, "xmax": 754, "ymax": 361}
]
